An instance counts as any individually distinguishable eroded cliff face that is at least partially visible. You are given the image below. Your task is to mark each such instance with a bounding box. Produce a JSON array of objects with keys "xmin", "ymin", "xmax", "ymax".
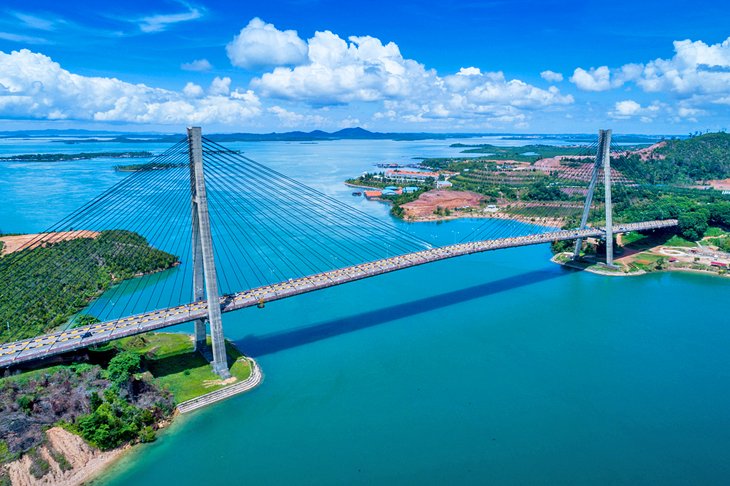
[{"xmin": 4, "ymin": 427, "xmax": 127, "ymax": 486}]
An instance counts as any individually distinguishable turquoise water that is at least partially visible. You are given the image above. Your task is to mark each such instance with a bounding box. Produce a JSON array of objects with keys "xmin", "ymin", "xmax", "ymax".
[{"xmin": 2, "ymin": 137, "xmax": 730, "ymax": 484}]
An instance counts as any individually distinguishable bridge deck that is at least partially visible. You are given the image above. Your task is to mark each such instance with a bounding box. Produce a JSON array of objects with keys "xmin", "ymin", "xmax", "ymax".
[{"xmin": 0, "ymin": 219, "xmax": 677, "ymax": 368}]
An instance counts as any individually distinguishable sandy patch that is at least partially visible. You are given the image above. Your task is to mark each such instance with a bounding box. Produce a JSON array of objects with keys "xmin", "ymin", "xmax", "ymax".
[
  {"xmin": 400, "ymin": 190, "xmax": 484, "ymax": 218},
  {"xmin": 707, "ymin": 178, "xmax": 730, "ymax": 191},
  {"xmin": 0, "ymin": 231, "xmax": 99, "ymax": 255}
]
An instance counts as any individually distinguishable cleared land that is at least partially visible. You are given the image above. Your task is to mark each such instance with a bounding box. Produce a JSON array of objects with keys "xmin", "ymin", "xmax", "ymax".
[
  {"xmin": 400, "ymin": 190, "xmax": 484, "ymax": 219},
  {"xmin": 0, "ymin": 231, "xmax": 99, "ymax": 255}
]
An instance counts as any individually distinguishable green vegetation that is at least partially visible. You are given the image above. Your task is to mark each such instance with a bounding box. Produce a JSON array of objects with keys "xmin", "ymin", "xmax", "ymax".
[
  {"xmin": 522, "ymin": 180, "xmax": 570, "ymax": 201},
  {"xmin": 0, "ymin": 359, "xmax": 174, "ymax": 463},
  {"xmin": 504, "ymin": 206, "xmax": 581, "ymax": 219},
  {"xmin": 105, "ymin": 351, "xmax": 141, "ymax": 385},
  {"xmin": 613, "ymin": 132, "xmax": 730, "ymax": 184},
  {"xmin": 27, "ymin": 448, "xmax": 50, "ymax": 479},
  {"xmin": 114, "ymin": 162, "xmax": 186, "ymax": 172},
  {"xmin": 100, "ymin": 333, "xmax": 253, "ymax": 403},
  {"xmin": 70, "ymin": 385, "xmax": 163, "ymax": 450},
  {"xmin": 615, "ymin": 193, "xmax": 730, "ymax": 238},
  {"xmin": 433, "ymin": 206, "xmax": 452, "ymax": 217},
  {"xmin": 450, "ymin": 143, "xmax": 590, "ymax": 162},
  {"xmin": 709, "ymin": 237, "xmax": 730, "ymax": 252},
  {"xmin": 47, "ymin": 445, "xmax": 73, "ymax": 472},
  {"xmin": 665, "ymin": 235, "xmax": 697, "ymax": 247},
  {"xmin": 0, "ymin": 230, "xmax": 178, "ymax": 343},
  {"xmin": 0, "ymin": 441, "xmax": 14, "ymax": 464},
  {"xmin": 0, "ymin": 332, "xmax": 253, "ymax": 467},
  {"xmin": 346, "ymin": 171, "xmax": 433, "ymax": 191},
  {"xmin": 628, "ymin": 253, "xmax": 669, "ymax": 273},
  {"xmin": 0, "ymin": 151, "xmax": 153, "ymax": 162}
]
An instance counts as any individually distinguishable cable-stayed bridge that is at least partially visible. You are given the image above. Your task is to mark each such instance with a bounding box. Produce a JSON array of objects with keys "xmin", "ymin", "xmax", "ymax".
[{"xmin": 0, "ymin": 128, "xmax": 678, "ymax": 374}]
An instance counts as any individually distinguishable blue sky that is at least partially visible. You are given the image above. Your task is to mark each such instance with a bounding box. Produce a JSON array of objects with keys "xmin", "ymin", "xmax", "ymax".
[{"xmin": 0, "ymin": 0, "xmax": 728, "ymax": 134}]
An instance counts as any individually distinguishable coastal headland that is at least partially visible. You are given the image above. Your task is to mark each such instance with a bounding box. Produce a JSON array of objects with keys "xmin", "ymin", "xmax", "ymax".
[{"xmin": 0, "ymin": 332, "xmax": 261, "ymax": 485}]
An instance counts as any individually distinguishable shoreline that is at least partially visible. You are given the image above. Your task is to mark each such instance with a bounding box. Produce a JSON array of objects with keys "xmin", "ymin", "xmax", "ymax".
[
  {"xmin": 344, "ymin": 181, "xmax": 383, "ymax": 191},
  {"xmin": 551, "ymin": 252, "xmax": 730, "ymax": 279},
  {"xmin": 1, "ymin": 350, "xmax": 263, "ymax": 485},
  {"xmin": 403, "ymin": 210, "xmax": 563, "ymax": 228}
]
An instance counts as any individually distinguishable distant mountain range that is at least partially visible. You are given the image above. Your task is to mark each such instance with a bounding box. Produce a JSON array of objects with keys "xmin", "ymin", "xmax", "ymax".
[{"xmin": 0, "ymin": 127, "xmax": 667, "ymax": 144}]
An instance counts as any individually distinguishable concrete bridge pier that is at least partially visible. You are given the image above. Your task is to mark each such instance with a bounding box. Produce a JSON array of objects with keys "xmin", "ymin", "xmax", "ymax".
[
  {"xmin": 188, "ymin": 126, "xmax": 230, "ymax": 379},
  {"xmin": 572, "ymin": 128, "xmax": 616, "ymax": 267}
]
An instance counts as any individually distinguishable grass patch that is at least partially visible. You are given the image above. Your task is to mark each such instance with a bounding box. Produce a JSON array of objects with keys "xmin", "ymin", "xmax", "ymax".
[
  {"xmin": 0, "ymin": 364, "xmax": 73, "ymax": 387},
  {"xmin": 704, "ymin": 226, "xmax": 728, "ymax": 237},
  {"xmin": 665, "ymin": 235, "xmax": 697, "ymax": 247},
  {"xmin": 634, "ymin": 252, "xmax": 663, "ymax": 264},
  {"xmin": 620, "ymin": 231, "xmax": 647, "ymax": 246},
  {"xmin": 0, "ymin": 440, "xmax": 17, "ymax": 464},
  {"xmin": 107, "ymin": 333, "xmax": 252, "ymax": 404}
]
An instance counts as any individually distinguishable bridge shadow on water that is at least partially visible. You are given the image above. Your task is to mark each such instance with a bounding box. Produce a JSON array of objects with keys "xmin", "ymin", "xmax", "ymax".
[{"xmin": 235, "ymin": 268, "xmax": 571, "ymax": 357}]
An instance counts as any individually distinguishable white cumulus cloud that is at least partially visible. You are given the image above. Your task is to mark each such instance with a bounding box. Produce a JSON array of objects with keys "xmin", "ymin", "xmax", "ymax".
[
  {"xmin": 246, "ymin": 24, "xmax": 572, "ymax": 127},
  {"xmin": 609, "ymin": 99, "xmax": 662, "ymax": 122},
  {"xmin": 209, "ymin": 76, "xmax": 231, "ymax": 96},
  {"xmin": 0, "ymin": 49, "xmax": 261, "ymax": 124},
  {"xmin": 570, "ymin": 66, "xmax": 612, "ymax": 91},
  {"xmin": 637, "ymin": 38, "xmax": 730, "ymax": 95},
  {"xmin": 540, "ymin": 70, "xmax": 563, "ymax": 83},
  {"xmin": 569, "ymin": 37, "xmax": 730, "ymax": 122},
  {"xmin": 183, "ymin": 82, "xmax": 204, "ymax": 98},
  {"xmin": 253, "ymin": 31, "xmax": 433, "ymax": 104},
  {"xmin": 181, "ymin": 59, "xmax": 212, "ymax": 72},
  {"xmin": 226, "ymin": 18, "xmax": 308, "ymax": 70}
]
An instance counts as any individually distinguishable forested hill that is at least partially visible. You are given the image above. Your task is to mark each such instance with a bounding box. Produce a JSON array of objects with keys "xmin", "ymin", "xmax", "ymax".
[
  {"xmin": 0, "ymin": 230, "xmax": 178, "ymax": 344},
  {"xmin": 630, "ymin": 132, "xmax": 730, "ymax": 184}
]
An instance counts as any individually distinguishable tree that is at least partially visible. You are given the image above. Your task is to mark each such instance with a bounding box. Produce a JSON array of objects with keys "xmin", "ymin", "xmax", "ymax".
[
  {"xmin": 523, "ymin": 180, "xmax": 567, "ymax": 201},
  {"xmin": 678, "ymin": 209, "xmax": 710, "ymax": 241},
  {"xmin": 105, "ymin": 352, "xmax": 141, "ymax": 385}
]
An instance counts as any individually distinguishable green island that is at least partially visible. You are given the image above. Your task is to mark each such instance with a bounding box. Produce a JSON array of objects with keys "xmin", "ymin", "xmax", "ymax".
[
  {"xmin": 448, "ymin": 143, "xmax": 597, "ymax": 162},
  {"xmin": 0, "ymin": 151, "xmax": 153, "ymax": 162},
  {"xmin": 0, "ymin": 332, "xmax": 252, "ymax": 484},
  {"xmin": 114, "ymin": 162, "xmax": 187, "ymax": 172},
  {"xmin": 0, "ymin": 230, "xmax": 178, "ymax": 344}
]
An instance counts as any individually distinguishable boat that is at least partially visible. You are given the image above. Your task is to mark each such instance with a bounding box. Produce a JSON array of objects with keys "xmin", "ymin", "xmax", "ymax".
[{"xmin": 351, "ymin": 191, "xmax": 362, "ymax": 196}]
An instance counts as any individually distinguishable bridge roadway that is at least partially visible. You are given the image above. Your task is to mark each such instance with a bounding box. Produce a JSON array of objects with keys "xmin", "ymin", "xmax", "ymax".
[{"xmin": 0, "ymin": 219, "xmax": 677, "ymax": 368}]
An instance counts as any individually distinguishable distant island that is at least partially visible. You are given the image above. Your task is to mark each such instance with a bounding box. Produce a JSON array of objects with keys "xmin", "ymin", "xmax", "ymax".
[
  {"xmin": 0, "ymin": 127, "xmax": 669, "ymax": 144},
  {"xmin": 0, "ymin": 151, "xmax": 153, "ymax": 162}
]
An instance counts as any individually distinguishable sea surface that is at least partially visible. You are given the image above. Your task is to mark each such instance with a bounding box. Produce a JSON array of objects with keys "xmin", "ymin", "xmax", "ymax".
[{"xmin": 1, "ymin": 135, "xmax": 729, "ymax": 485}]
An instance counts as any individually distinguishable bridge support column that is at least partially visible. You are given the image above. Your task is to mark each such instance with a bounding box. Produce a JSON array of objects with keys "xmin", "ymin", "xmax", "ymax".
[
  {"xmin": 190, "ymin": 153, "xmax": 207, "ymax": 353},
  {"xmin": 572, "ymin": 129, "xmax": 607, "ymax": 259},
  {"xmin": 188, "ymin": 127, "xmax": 230, "ymax": 378},
  {"xmin": 602, "ymin": 129, "xmax": 616, "ymax": 267}
]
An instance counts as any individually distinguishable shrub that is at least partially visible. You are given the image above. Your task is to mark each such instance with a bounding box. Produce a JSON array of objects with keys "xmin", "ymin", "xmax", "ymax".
[{"xmin": 106, "ymin": 352, "xmax": 141, "ymax": 385}]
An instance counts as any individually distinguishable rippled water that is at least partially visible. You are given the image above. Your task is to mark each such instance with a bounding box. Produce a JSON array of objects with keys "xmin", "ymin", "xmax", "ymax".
[{"xmin": 2, "ymin": 136, "xmax": 729, "ymax": 485}]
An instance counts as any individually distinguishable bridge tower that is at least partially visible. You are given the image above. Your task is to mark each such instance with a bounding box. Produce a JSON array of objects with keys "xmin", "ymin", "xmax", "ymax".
[
  {"xmin": 188, "ymin": 126, "xmax": 230, "ymax": 378},
  {"xmin": 572, "ymin": 129, "xmax": 616, "ymax": 266}
]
